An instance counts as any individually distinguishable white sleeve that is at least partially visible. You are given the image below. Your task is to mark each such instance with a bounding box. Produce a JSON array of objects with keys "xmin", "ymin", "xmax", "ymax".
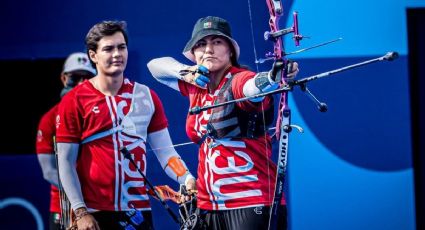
[
  {"xmin": 147, "ymin": 128, "xmax": 194, "ymax": 185},
  {"xmin": 147, "ymin": 57, "xmax": 189, "ymax": 92},
  {"xmin": 57, "ymin": 142, "xmax": 86, "ymax": 211},
  {"xmin": 37, "ymin": 154, "xmax": 59, "ymax": 187}
]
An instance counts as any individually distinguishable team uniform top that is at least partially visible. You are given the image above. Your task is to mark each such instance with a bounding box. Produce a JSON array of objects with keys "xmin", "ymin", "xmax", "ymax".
[
  {"xmin": 56, "ymin": 78, "xmax": 167, "ymax": 211},
  {"xmin": 36, "ymin": 104, "xmax": 61, "ymax": 213},
  {"xmin": 178, "ymin": 67, "xmax": 280, "ymax": 210}
]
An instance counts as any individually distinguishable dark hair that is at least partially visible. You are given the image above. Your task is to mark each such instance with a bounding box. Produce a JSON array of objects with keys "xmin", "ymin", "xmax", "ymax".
[
  {"xmin": 222, "ymin": 37, "xmax": 250, "ymax": 69},
  {"xmin": 85, "ymin": 20, "xmax": 128, "ymax": 68},
  {"xmin": 224, "ymin": 37, "xmax": 240, "ymax": 67}
]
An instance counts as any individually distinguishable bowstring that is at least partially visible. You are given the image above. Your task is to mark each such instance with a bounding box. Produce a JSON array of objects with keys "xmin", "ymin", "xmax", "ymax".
[
  {"xmin": 247, "ymin": 0, "xmax": 260, "ymax": 73},
  {"xmin": 147, "ymin": 127, "xmax": 278, "ymax": 152},
  {"xmin": 147, "ymin": 141, "xmax": 194, "ymax": 152},
  {"xmin": 248, "ymin": 0, "xmax": 274, "ymax": 219}
]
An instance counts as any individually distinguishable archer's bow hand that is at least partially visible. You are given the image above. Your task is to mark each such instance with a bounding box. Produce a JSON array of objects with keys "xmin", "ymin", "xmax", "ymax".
[
  {"xmin": 270, "ymin": 59, "xmax": 299, "ymax": 82},
  {"xmin": 179, "ymin": 65, "xmax": 210, "ymax": 89},
  {"xmin": 286, "ymin": 60, "xmax": 299, "ymax": 79}
]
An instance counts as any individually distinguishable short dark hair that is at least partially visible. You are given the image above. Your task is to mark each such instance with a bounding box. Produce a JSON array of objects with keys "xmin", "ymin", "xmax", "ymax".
[{"xmin": 85, "ymin": 20, "xmax": 128, "ymax": 67}]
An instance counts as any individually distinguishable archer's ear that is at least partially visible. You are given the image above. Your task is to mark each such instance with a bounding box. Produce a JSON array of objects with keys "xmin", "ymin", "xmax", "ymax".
[
  {"xmin": 88, "ymin": 50, "xmax": 97, "ymax": 64},
  {"xmin": 60, "ymin": 73, "xmax": 67, "ymax": 87}
]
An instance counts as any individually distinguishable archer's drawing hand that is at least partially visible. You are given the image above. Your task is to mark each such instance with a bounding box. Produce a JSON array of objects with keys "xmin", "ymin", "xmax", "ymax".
[{"xmin": 179, "ymin": 65, "xmax": 210, "ymax": 89}]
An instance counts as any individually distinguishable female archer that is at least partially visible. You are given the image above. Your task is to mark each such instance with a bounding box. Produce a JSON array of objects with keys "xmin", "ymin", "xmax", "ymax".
[{"xmin": 148, "ymin": 16, "xmax": 298, "ymax": 230}]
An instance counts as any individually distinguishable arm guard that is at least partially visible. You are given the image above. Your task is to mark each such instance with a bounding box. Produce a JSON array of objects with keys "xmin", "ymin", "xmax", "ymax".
[{"xmin": 243, "ymin": 71, "xmax": 279, "ymax": 102}]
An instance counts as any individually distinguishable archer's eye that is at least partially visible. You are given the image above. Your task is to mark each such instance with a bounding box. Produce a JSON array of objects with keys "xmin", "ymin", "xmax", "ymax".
[
  {"xmin": 102, "ymin": 46, "xmax": 114, "ymax": 52},
  {"xmin": 193, "ymin": 40, "xmax": 207, "ymax": 49},
  {"xmin": 211, "ymin": 38, "xmax": 224, "ymax": 45}
]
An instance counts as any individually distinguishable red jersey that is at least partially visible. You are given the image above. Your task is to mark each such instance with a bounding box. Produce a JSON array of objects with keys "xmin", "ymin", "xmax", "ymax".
[
  {"xmin": 56, "ymin": 79, "xmax": 167, "ymax": 211},
  {"xmin": 178, "ymin": 67, "xmax": 281, "ymax": 210},
  {"xmin": 36, "ymin": 104, "xmax": 60, "ymax": 213}
]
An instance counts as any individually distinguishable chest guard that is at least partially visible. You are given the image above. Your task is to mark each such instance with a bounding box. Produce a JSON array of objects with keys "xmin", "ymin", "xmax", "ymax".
[{"xmin": 206, "ymin": 74, "xmax": 274, "ymax": 139}]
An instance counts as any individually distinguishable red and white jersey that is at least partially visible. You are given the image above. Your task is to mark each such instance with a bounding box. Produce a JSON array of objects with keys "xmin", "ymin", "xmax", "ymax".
[
  {"xmin": 178, "ymin": 67, "xmax": 281, "ymax": 210},
  {"xmin": 56, "ymin": 78, "xmax": 167, "ymax": 211},
  {"xmin": 36, "ymin": 104, "xmax": 60, "ymax": 213}
]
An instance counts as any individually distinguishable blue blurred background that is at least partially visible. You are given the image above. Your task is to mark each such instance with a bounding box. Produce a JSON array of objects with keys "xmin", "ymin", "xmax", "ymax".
[{"xmin": 0, "ymin": 0, "xmax": 423, "ymax": 229}]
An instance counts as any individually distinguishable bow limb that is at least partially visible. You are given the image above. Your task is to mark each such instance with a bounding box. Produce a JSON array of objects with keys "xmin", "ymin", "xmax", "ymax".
[{"xmin": 266, "ymin": 0, "xmax": 285, "ymax": 60}]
